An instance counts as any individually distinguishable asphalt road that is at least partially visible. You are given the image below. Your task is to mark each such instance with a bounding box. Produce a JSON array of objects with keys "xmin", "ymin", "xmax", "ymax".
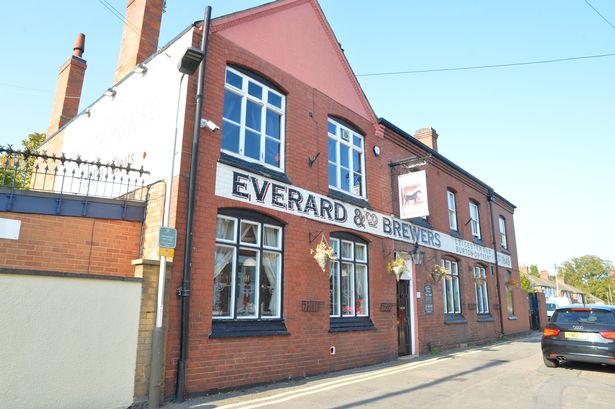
[{"xmin": 167, "ymin": 332, "xmax": 615, "ymax": 409}]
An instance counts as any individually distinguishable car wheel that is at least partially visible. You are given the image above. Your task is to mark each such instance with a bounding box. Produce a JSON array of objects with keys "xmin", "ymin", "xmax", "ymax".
[{"xmin": 543, "ymin": 355, "xmax": 559, "ymax": 368}]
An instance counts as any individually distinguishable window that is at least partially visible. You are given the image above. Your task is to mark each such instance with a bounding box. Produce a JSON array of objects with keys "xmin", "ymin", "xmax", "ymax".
[
  {"xmin": 213, "ymin": 214, "xmax": 283, "ymax": 319},
  {"xmin": 442, "ymin": 259, "xmax": 461, "ymax": 314},
  {"xmin": 221, "ymin": 67, "xmax": 286, "ymax": 170},
  {"xmin": 327, "ymin": 118, "xmax": 366, "ymax": 198},
  {"xmin": 499, "ymin": 216, "xmax": 507, "ymax": 249},
  {"xmin": 469, "ymin": 201, "xmax": 481, "ymax": 239},
  {"xmin": 447, "ymin": 190, "xmax": 457, "ymax": 231},
  {"xmin": 505, "ymin": 271, "xmax": 515, "ymax": 317},
  {"xmin": 474, "ymin": 265, "xmax": 489, "ymax": 314},
  {"xmin": 330, "ymin": 235, "xmax": 369, "ymax": 318}
]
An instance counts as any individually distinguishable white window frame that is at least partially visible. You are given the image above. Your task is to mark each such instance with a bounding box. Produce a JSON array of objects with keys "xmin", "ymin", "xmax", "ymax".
[
  {"xmin": 327, "ymin": 118, "xmax": 367, "ymax": 198},
  {"xmin": 222, "ymin": 66, "xmax": 286, "ymax": 171},
  {"xmin": 499, "ymin": 216, "xmax": 508, "ymax": 249},
  {"xmin": 447, "ymin": 190, "xmax": 457, "ymax": 231},
  {"xmin": 213, "ymin": 215, "xmax": 283, "ymax": 320},
  {"xmin": 474, "ymin": 265, "xmax": 489, "ymax": 314},
  {"xmin": 442, "ymin": 259, "xmax": 461, "ymax": 314},
  {"xmin": 469, "ymin": 201, "xmax": 481, "ymax": 239},
  {"xmin": 330, "ymin": 237, "xmax": 369, "ymax": 318}
]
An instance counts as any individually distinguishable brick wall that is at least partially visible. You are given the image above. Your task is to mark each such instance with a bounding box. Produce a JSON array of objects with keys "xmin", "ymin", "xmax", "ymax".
[{"xmin": 0, "ymin": 212, "xmax": 141, "ymax": 277}]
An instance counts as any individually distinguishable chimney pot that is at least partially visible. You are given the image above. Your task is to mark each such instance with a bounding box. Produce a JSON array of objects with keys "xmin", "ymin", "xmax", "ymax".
[{"xmin": 73, "ymin": 33, "xmax": 86, "ymax": 58}]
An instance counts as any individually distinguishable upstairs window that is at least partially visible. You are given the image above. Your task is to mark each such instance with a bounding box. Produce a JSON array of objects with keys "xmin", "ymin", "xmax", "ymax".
[
  {"xmin": 327, "ymin": 118, "xmax": 366, "ymax": 198},
  {"xmin": 499, "ymin": 216, "xmax": 508, "ymax": 249},
  {"xmin": 469, "ymin": 201, "xmax": 481, "ymax": 239},
  {"xmin": 447, "ymin": 190, "xmax": 458, "ymax": 231},
  {"xmin": 221, "ymin": 67, "xmax": 285, "ymax": 170}
]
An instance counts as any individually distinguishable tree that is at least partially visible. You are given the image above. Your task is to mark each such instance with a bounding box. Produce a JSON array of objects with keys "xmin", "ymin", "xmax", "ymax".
[
  {"xmin": 0, "ymin": 132, "xmax": 46, "ymax": 189},
  {"xmin": 559, "ymin": 255, "xmax": 614, "ymax": 302},
  {"xmin": 520, "ymin": 273, "xmax": 534, "ymax": 293},
  {"xmin": 529, "ymin": 265, "xmax": 540, "ymax": 278}
]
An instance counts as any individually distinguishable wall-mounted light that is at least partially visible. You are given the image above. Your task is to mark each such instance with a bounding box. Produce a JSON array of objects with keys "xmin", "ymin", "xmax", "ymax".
[
  {"xmin": 178, "ymin": 47, "xmax": 205, "ymax": 75},
  {"xmin": 411, "ymin": 241, "xmax": 423, "ymax": 265},
  {"xmin": 104, "ymin": 88, "xmax": 116, "ymax": 97},
  {"xmin": 134, "ymin": 63, "xmax": 148, "ymax": 74},
  {"xmin": 84, "ymin": 107, "xmax": 91, "ymax": 117}
]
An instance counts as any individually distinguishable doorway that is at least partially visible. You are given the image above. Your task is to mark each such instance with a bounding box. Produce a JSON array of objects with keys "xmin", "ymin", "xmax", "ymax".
[{"xmin": 397, "ymin": 279, "xmax": 411, "ymax": 356}]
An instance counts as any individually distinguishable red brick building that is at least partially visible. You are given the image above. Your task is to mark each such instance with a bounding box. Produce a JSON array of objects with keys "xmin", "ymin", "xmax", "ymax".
[{"xmin": 37, "ymin": 0, "xmax": 529, "ymax": 402}]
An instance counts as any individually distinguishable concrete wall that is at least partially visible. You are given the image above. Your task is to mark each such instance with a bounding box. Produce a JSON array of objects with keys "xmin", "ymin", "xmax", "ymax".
[{"xmin": 0, "ymin": 273, "xmax": 141, "ymax": 409}]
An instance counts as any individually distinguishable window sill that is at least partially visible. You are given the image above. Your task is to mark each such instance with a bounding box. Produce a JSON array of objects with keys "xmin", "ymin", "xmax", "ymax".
[
  {"xmin": 500, "ymin": 247, "xmax": 511, "ymax": 255},
  {"xmin": 210, "ymin": 319, "xmax": 289, "ymax": 338},
  {"xmin": 444, "ymin": 314, "xmax": 467, "ymax": 325},
  {"xmin": 477, "ymin": 313, "xmax": 494, "ymax": 322},
  {"xmin": 507, "ymin": 316, "xmax": 518, "ymax": 321},
  {"xmin": 410, "ymin": 217, "xmax": 433, "ymax": 229},
  {"xmin": 327, "ymin": 189, "xmax": 371, "ymax": 209},
  {"xmin": 329, "ymin": 316, "xmax": 375, "ymax": 332},
  {"xmin": 449, "ymin": 230, "xmax": 462, "ymax": 239},
  {"xmin": 472, "ymin": 236, "xmax": 485, "ymax": 246},
  {"xmin": 219, "ymin": 152, "xmax": 291, "ymax": 185}
]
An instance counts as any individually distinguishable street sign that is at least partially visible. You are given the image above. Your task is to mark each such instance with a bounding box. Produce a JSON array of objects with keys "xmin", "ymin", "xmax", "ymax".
[
  {"xmin": 159, "ymin": 247, "xmax": 175, "ymax": 258},
  {"xmin": 159, "ymin": 227, "xmax": 177, "ymax": 249}
]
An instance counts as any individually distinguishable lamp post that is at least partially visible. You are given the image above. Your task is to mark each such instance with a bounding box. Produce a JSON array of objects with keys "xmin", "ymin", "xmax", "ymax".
[{"xmin": 148, "ymin": 46, "xmax": 205, "ymax": 409}]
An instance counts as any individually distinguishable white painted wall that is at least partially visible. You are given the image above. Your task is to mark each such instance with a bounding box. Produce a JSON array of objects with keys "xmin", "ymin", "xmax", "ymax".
[
  {"xmin": 54, "ymin": 27, "xmax": 196, "ymax": 185},
  {"xmin": 0, "ymin": 274, "xmax": 142, "ymax": 409}
]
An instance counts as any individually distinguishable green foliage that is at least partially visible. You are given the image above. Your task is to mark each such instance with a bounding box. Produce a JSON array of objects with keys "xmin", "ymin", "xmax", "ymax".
[
  {"xmin": 520, "ymin": 274, "xmax": 534, "ymax": 293},
  {"xmin": 0, "ymin": 133, "xmax": 46, "ymax": 189},
  {"xmin": 559, "ymin": 255, "xmax": 614, "ymax": 303},
  {"xmin": 529, "ymin": 265, "xmax": 540, "ymax": 277}
]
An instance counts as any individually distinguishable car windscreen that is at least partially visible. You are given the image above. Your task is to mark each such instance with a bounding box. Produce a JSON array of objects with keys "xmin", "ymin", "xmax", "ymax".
[{"xmin": 554, "ymin": 308, "xmax": 615, "ymax": 324}]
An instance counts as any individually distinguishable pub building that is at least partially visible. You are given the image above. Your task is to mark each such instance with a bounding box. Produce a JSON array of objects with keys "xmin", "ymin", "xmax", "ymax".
[{"xmin": 40, "ymin": 0, "xmax": 529, "ymax": 399}]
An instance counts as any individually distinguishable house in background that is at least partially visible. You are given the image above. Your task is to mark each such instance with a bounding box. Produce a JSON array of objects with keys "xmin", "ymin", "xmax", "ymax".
[
  {"xmin": 520, "ymin": 265, "xmax": 603, "ymax": 305},
  {"xmin": 25, "ymin": 0, "xmax": 529, "ymax": 404}
]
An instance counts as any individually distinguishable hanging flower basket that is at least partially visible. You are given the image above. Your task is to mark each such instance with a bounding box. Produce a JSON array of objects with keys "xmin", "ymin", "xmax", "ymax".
[
  {"xmin": 387, "ymin": 256, "xmax": 407, "ymax": 282},
  {"xmin": 506, "ymin": 278, "xmax": 519, "ymax": 287},
  {"xmin": 474, "ymin": 276, "xmax": 486, "ymax": 286},
  {"xmin": 310, "ymin": 235, "xmax": 336, "ymax": 272},
  {"xmin": 430, "ymin": 264, "xmax": 447, "ymax": 283}
]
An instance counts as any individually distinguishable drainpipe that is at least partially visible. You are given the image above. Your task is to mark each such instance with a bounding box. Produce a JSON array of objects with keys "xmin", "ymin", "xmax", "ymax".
[
  {"xmin": 176, "ymin": 5, "xmax": 212, "ymax": 402},
  {"xmin": 488, "ymin": 189, "xmax": 505, "ymax": 337}
]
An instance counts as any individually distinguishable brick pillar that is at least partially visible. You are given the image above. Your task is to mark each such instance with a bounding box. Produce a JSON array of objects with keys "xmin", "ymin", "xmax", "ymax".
[
  {"xmin": 132, "ymin": 258, "xmax": 173, "ymax": 404},
  {"xmin": 47, "ymin": 33, "xmax": 87, "ymax": 135},
  {"xmin": 114, "ymin": 0, "xmax": 164, "ymax": 83}
]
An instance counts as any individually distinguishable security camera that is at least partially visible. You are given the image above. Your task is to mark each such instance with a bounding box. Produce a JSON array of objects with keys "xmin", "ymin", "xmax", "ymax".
[{"xmin": 200, "ymin": 119, "xmax": 220, "ymax": 132}]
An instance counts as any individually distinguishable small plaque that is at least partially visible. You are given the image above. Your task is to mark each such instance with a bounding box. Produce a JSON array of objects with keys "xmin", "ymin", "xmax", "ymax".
[
  {"xmin": 424, "ymin": 284, "xmax": 433, "ymax": 314},
  {"xmin": 159, "ymin": 227, "xmax": 177, "ymax": 249}
]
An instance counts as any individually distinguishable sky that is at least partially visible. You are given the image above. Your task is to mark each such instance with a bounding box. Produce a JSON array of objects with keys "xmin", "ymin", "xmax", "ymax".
[{"xmin": 1, "ymin": 0, "xmax": 614, "ymax": 272}]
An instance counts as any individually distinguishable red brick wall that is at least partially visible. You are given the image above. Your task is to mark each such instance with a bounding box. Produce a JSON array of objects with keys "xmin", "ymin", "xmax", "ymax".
[
  {"xmin": 0, "ymin": 212, "xmax": 141, "ymax": 277},
  {"xmin": 161, "ymin": 28, "xmax": 528, "ymax": 397}
]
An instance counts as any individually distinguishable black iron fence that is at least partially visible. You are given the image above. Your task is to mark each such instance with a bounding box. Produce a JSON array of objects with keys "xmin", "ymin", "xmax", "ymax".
[{"xmin": 0, "ymin": 145, "xmax": 150, "ymax": 201}]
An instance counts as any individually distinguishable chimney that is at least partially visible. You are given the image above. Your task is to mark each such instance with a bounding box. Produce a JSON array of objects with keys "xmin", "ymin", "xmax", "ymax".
[
  {"xmin": 540, "ymin": 269, "xmax": 550, "ymax": 281},
  {"xmin": 113, "ymin": 0, "xmax": 164, "ymax": 83},
  {"xmin": 414, "ymin": 127, "xmax": 438, "ymax": 151},
  {"xmin": 47, "ymin": 33, "xmax": 87, "ymax": 135}
]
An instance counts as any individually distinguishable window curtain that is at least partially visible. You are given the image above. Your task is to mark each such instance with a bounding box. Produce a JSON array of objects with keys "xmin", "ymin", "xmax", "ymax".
[
  {"xmin": 216, "ymin": 218, "xmax": 235, "ymax": 241},
  {"xmin": 261, "ymin": 251, "xmax": 279, "ymax": 312},
  {"xmin": 214, "ymin": 246, "xmax": 234, "ymax": 279}
]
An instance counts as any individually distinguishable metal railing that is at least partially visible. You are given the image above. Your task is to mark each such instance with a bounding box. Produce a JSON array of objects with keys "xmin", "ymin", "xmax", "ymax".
[{"xmin": 0, "ymin": 145, "xmax": 150, "ymax": 201}]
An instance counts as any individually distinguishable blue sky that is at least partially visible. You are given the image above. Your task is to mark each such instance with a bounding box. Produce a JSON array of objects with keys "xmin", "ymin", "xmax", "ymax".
[{"xmin": 1, "ymin": 0, "xmax": 614, "ymax": 272}]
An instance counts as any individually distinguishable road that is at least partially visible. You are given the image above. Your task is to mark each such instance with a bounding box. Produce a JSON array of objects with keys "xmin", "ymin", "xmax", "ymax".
[{"xmin": 167, "ymin": 332, "xmax": 615, "ymax": 409}]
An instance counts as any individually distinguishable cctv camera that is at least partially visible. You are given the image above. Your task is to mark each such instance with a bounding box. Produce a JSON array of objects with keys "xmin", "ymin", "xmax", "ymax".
[{"xmin": 200, "ymin": 119, "xmax": 220, "ymax": 132}]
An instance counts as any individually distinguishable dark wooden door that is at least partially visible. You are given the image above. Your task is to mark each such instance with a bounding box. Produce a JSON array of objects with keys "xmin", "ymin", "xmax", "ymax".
[{"xmin": 397, "ymin": 280, "xmax": 411, "ymax": 356}]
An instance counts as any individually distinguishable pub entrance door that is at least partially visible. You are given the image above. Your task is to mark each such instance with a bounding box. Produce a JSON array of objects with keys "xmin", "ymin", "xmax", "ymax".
[{"xmin": 397, "ymin": 279, "xmax": 412, "ymax": 356}]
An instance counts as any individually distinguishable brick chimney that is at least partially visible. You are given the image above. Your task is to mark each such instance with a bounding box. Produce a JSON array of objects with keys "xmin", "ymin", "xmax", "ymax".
[
  {"xmin": 113, "ymin": 0, "xmax": 164, "ymax": 83},
  {"xmin": 540, "ymin": 269, "xmax": 550, "ymax": 281},
  {"xmin": 414, "ymin": 127, "xmax": 438, "ymax": 151},
  {"xmin": 47, "ymin": 33, "xmax": 87, "ymax": 135}
]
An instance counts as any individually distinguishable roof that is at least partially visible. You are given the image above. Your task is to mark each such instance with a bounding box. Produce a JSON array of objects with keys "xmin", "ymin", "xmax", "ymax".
[{"xmin": 379, "ymin": 117, "xmax": 517, "ymax": 210}]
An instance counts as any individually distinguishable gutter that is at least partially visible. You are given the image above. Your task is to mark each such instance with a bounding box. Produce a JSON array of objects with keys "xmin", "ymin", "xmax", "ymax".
[{"xmin": 176, "ymin": 6, "xmax": 212, "ymax": 402}]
